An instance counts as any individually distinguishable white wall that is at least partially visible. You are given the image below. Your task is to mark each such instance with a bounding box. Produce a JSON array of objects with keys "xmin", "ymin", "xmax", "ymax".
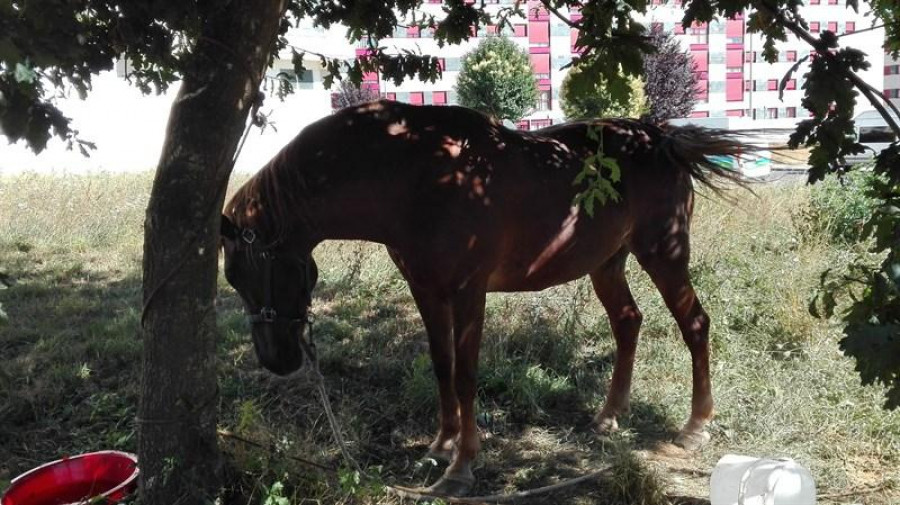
[{"xmin": 0, "ymin": 70, "xmax": 333, "ymax": 176}]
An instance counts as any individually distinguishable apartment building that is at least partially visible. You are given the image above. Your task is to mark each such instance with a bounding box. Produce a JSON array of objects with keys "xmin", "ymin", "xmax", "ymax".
[
  {"xmin": 886, "ymin": 53, "xmax": 900, "ymax": 109},
  {"xmin": 279, "ymin": 0, "xmax": 889, "ymax": 130}
]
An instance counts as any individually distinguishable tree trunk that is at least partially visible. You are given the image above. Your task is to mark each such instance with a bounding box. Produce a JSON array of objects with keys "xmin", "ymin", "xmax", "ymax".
[{"xmin": 138, "ymin": 2, "xmax": 285, "ymax": 503}]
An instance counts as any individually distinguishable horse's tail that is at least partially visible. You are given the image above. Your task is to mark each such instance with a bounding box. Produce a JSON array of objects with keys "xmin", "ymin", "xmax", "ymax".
[{"xmin": 654, "ymin": 124, "xmax": 753, "ymax": 195}]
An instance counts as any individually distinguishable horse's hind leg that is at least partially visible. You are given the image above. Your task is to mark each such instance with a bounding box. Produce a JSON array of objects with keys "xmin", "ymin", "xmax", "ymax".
[
  {"xmin": 632, "ymin": 234, "xmax": 714, "ymax": 451},
  {"xmin": 590, "ymin": 248, "xmax": 643, "ymax": 433}
]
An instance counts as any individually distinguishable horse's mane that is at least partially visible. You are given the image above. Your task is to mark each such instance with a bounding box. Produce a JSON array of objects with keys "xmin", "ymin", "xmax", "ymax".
[{"xmin": 225, "ymin": 141, "xmax": 311, "ymax": 246}]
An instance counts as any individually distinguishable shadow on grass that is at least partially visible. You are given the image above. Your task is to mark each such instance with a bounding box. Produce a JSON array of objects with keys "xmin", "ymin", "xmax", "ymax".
[{"xmin": 0, "ymin": 252, "xmax": 143, "ymax": 477}]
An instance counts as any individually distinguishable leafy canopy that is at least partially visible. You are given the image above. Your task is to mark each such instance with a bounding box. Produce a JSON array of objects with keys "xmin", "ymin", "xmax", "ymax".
[{"xmin": 454, "ymin": 36, "xmax": 538, "ymax": 122}]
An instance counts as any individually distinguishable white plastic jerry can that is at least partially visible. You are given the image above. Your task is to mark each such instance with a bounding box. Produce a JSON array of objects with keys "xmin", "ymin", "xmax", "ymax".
[{"xmin": 710, "ymin": 454, "xmax": 816, "ymax": 505}]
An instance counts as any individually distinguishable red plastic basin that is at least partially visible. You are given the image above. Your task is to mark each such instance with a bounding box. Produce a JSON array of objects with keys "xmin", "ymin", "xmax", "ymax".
[{"xmin": 1, "ymin": 451, "xmax": 138, "ymax": 505}]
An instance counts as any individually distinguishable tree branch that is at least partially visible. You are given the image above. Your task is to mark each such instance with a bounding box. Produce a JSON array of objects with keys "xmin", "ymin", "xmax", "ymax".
[
  {"xmin": 539, "ymin": 0, "xmax": 580, "ymax": 28},
  {"xmin": 857, "ymin": 78, "xmax": 900, "ymax": 121},
  {"xmin": 754, "ymin": 0, "xmax": 900, "ymax": 137}
]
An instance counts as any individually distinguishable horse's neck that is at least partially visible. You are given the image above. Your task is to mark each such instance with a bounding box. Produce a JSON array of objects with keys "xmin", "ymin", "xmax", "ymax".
[{"xmin": 297, "ymin": 175, "xmax": 404, "ymax": 248}]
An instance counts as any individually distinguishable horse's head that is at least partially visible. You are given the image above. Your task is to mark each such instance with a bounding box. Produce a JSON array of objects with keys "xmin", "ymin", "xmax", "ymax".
[{"xmin": 220, "ymin": 215, "xmax": 318, "ymax": 375}]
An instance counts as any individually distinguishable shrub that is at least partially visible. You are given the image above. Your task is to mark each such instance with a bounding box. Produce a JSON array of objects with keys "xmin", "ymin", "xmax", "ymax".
[
  {"xmin": 560, "ymin": 66, "xmax": 648, "ymax": 119},
  {"xmin": 455, "ymin": 36, "xmax": 538, "ymax": 122},
  {"xmin": 642, "ymin": 31, "xmax": 698, "ymax": 123},
  {"xmin": 795, "ymin": 169, "xmax": 883, "ymax": 243}
]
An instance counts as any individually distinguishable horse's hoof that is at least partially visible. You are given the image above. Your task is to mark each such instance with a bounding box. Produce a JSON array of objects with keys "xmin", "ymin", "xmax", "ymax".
[
  {"xmin": 426, "ymin": 474, "xmax": 475, "ymax": 497},
  {"xmin": 674, "ymin": 430, "xmax": 710, "ymax": 451},
  {"xmin": 594, "ymin": 416, "xmax": 619, "ymax": 434}
]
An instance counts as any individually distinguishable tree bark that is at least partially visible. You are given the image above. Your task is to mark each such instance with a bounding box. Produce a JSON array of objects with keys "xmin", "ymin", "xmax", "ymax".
[{"xmin": 138, "ymin": 2, "xmax": 286, "ymax": 503}]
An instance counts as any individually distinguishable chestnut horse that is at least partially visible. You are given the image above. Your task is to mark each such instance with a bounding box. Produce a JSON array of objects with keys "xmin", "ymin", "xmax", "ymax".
[{"xmin": 220, "ymin": 100, "xmax": 745, "ymax": 496}]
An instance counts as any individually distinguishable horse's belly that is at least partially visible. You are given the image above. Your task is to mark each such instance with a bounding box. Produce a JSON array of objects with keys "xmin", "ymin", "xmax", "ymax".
[{"xmin": 486, "ymin": 231, "xmax": 625, "ymax": 292}]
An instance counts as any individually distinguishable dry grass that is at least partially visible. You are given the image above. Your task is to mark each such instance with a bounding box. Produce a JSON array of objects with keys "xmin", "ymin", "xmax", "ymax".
[{"xmin": 1, "ymin": 172, "xmax": 898, "ymax": 504}]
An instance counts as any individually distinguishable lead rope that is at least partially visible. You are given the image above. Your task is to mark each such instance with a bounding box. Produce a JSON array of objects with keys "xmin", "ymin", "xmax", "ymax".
[{"xmin": 299, "ymin": 315, "xmax": 363, "ymax": 475}]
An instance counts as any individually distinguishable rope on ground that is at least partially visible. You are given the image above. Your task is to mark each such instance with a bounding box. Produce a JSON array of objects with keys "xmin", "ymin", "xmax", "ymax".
[
  {"xmin": 217, "ymin": 429, "xmax": 336, "ymax": 472},
  {"xmin": 385, "ymin": 467, "xmax": 612, "ymax": 504}
]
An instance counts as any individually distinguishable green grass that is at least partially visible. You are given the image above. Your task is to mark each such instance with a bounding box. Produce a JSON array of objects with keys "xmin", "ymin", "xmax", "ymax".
[{"xmin": 1, "ymin": 173, "xmax": 898, "ymax": 504}]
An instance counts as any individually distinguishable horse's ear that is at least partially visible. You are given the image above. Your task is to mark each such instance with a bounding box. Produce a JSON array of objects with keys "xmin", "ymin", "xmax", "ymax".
[{"xmin": 220, "ymin": 215, "xmax": 238, "ymax": 241}]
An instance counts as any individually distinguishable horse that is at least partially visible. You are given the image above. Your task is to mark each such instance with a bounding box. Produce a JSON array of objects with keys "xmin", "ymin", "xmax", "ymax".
[{"xmin": 220, "ymin": 99, "xmax": 746, "ymax": 496}]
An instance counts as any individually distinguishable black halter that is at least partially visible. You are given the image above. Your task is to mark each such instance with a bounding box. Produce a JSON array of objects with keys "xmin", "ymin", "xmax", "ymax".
[{"xmin": 239, "ymin": 228, "xmax": 317, "ymax": 359}]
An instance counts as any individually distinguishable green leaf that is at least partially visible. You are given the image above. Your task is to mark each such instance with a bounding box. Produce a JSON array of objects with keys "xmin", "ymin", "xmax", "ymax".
[{"xmin": 14, "ymin": 62, "xmax": 37, "ymax": 83}]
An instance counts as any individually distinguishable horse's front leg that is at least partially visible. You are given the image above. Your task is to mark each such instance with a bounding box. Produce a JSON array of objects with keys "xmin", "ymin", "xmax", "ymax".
[
  {"xmin": 408, "ymin": 285, "xmax": 460, "ymax": 463},
  {"xmin": 427, "ymin": 282, "xmax": 487, "ymax": 497}
]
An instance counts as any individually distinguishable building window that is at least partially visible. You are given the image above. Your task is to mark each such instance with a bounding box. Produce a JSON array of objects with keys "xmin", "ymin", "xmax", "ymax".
[
  {"xmin": 810, "ymin": 0, "xmax": 819, "ymax": 4},
  {"xmin": 693, "ymin": 51, "xmax": 709, "ymax": 72},
  {"xmin": 786, "ymin": 79, "xmax": 797, "ymax": 90},
  {"xmin": 744, "ymin": 80, "xmax": 752, "ymax": 91},
  {"xmin": 445, "ymin": 57, "xmax": 461, "ymax": 72},
  {"xmin": 516, "ymin": 120, "xmax": 530, "ymax": 130},
  {"xmin": 768, "ymin": 107, "xmax": 779, "ymax": 118},
  {"xmin": 407, "ymin": 26, "xmax": 420, "ymax": 38},
  {"xmin": 384, "ymin": 92, "xmax": 396, "ymax": 101},
  {"xmin": 827, "ymin": 22, "xmax": 837, "ymax": 33},
  {"xmin": 529, "ymin": 21, "xmax": 550, "ymax": 47},
  {"xmin": 410, "ymin": 92, "xmax": 424, "ymax": 105},
  {"xmin": 433, "ymin": 91, "xmax": 447, "ymax": 105},
  {"xmin": 767, "ymin": 79, "xmax": 778, "ymax": 91},
  {"xmin": 725, "ymin": 19, "xmax": 743, "ymax": 43},
  {"xmin": 529, "ymin": 5, "xmax": 549, "ymax": 20},
  {"xmin": 531, "ymin": 118, "xmax": 552, "ymax": 129},
  {"xmin": 828, "ymin": 0, "xmax": 838, "ymax": 4},
  {"xmin": 727, "ymin": 109, "xmax": 744, "ymax": 117},
  {"xmin": 846, "ymin": 21, "xmax": 855, "ymax": 33},
  {"xmin": 726, "ymin": 66, "xmax": 743, "ymax": 75},
  {"xmin": 690, "ymin": 24, "xmax": 708, "ymax": 44},
  {"xmin": 786, "ymin": 107, "xmax": 797, "ymax": 117},
  {"xmin": 531, "ymin": 53, "xmax": 551, "ymax": 79},
  {"xmin": 786, "ymin": 50, "xmax": 797, "ymax": 62},
  {"xmin": 726, "ymin": 79, "xmax": 744, "ymax": 101},
  {"xmin": 810, "ymin": 22, "xmax": 820, "ymax": 33},
  {"xmin": 514, "ymin": 24, "xmax": 528, "ymax": 37},
  {"xmin": 696, "ymin": 80, "xmax": 709, "ymax": 102},
  {"xmin": 536, "ymin": 90, "xmax": 552, "ymax": 111}
]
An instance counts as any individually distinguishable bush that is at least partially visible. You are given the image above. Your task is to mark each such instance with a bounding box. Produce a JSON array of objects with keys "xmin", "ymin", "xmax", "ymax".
[
  {"xmin": 560, "ymin": 67, "xmax": 648, "ymax": 119},
  {"xmin": 455, "ymin": 36, "xmax": 538, "ymax": 122},
  {"xmin": 795, "ymin": 169, "xmax": 883, "ymax": 243},
  {"xmin": 642, "ymin": 31, "xmax": 698, "ymax": 123}
]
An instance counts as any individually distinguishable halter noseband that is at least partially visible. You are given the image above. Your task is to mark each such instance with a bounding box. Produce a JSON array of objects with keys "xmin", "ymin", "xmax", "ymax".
[{"xmin": 240, "ymin": 228, "xmax": 314, "ymax": 330}]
